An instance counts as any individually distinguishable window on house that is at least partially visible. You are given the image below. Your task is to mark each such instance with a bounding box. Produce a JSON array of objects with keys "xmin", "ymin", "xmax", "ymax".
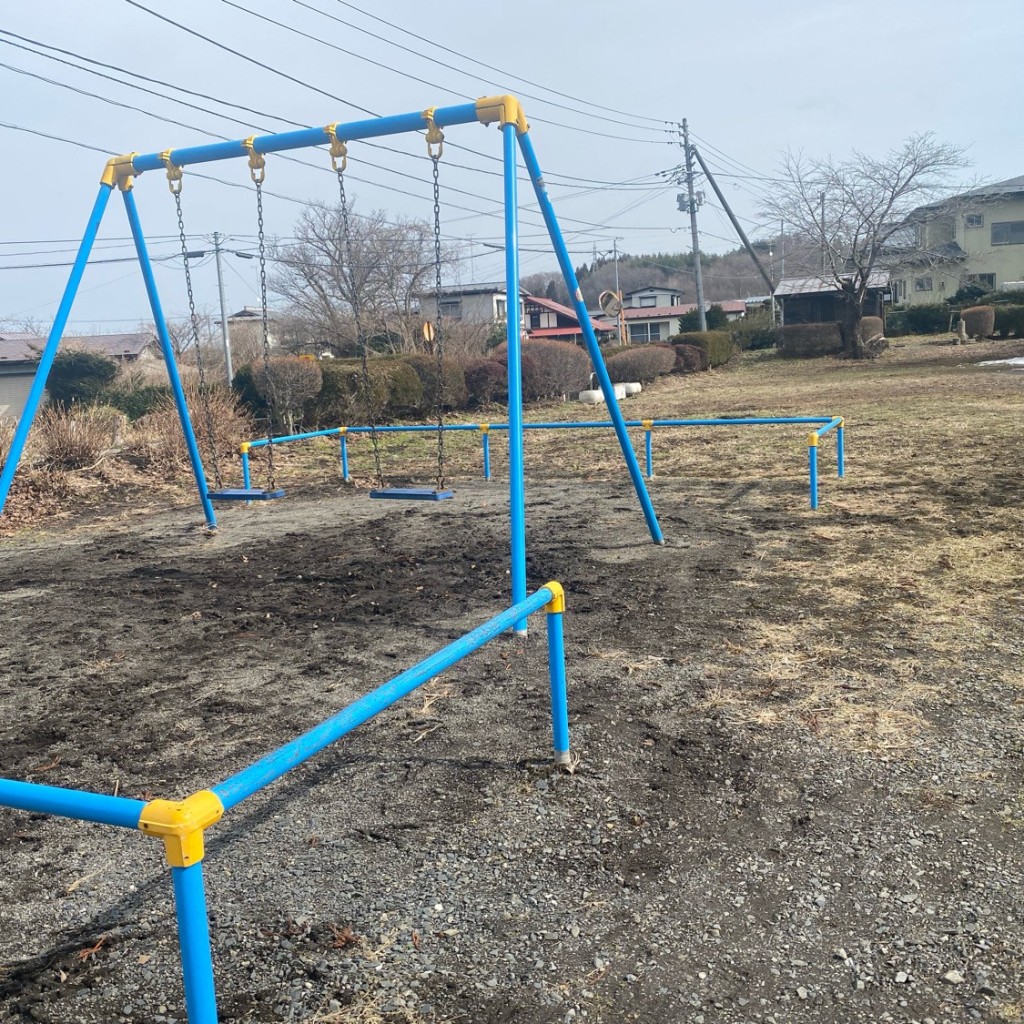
[
  {"xmin": 639, "ymin": 295, "xmax": 657, "ymax": 307},
  {"xmin": 914, "ymin": 276, "xmax": 933, "ymax": 292},
  {"xmin": 966, "ymin": 273, "xmax": 996, "ymax": 290},
  {"xmin": 528, "ymin": 311, "xmax": 557, "ymax": 330},
  {"xmin": 438, "ymin": 300, "xmax": 462, "ymax": 320},
  {"xmin": 964, "ymin": 213, "xmax": 984, "ymax": 229},
  {"xmin": 992, "ymin": 221, "xmax": 1024, "ymax": 246},
  {"xmin": 495, "ymin": 299, "xmax": 507, "ymax": 319},
  {"xmin": 628, "ymin": 322, "xmax": 664, "ymax": 343}
]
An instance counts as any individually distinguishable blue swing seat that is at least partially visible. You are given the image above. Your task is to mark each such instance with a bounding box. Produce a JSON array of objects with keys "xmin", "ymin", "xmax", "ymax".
[
  {"xmin": 207, "ymin": 488, "xmax": 286, "ymax": 501},
  {"xmin": 370, "ymin": 487, "xmax": 454, "ymax": 501}
]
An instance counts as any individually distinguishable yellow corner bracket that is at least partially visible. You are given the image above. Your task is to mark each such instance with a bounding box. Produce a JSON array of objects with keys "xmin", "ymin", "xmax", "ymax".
[
  {"xmin": 543, "ymin": 580, "xmax": 565, "ymax": 614},
  {"xmin": 807, "ymin": 433, "xmax": 819, "ymax": 447},
  {"xmin": 475, "ymin": 95, "xmax": 529, "ymax": 135},
  {"xmin": 100, "ymin": 153, "xmax": 139, "ymax": 192},
  {"xmin": 641, "ymin": 419, "xmax": 653, "ymax": 431},
  {"xmin": 479, "ymin": 423, "xmax": 490, "ymax": 434},
  {"xmin": 138, "ymin": 790, "xmax": 224, "ymax": 868},
  {"xmin": 239, "ymin": 441, "xmax": 251, "ymax": 455}
]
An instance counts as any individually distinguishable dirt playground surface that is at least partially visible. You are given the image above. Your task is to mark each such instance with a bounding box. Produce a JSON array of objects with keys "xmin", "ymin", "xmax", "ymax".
[{"xmin": 1, "ymin": 345, "xmax": 1023, "ymax": 1024}]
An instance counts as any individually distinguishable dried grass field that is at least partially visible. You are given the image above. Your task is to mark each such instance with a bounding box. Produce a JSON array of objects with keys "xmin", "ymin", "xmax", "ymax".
[{"xmin": 1, "ymin": 335, "xmax": 1022, "ymax": 1024}]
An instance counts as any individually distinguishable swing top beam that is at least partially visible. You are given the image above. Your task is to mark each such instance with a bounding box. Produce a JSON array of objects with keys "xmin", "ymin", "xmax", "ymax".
[{"xmin": 100, "ymin": 95, "xmax": 530, "ymax": 189}]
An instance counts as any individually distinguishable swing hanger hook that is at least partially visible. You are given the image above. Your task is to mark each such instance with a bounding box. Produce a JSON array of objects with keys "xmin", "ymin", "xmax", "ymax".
[
  {"xmin": 161, "ymin": 149, "xmax": 183, "ymax": 195},
  {"xmin": 422, "ymin": 107, "xmax": 444, "ymax": 161},
  {"xmin": 243, "ymin": 135, "xmax": 266, "ymax": 184},
  {"xmin": 325, "ymin": 123, "xmax": 348, "ymax": 173}
]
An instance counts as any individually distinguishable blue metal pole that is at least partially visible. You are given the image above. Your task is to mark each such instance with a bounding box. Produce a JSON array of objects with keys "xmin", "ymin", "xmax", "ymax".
[
  {"xmin": 645, "ymin": 429, "xmax": 653, "ymax": 479},
  {"xmin": 0, "ymin": 778, "xmax": 145, "ymax": 830},
  {"xmin": 808, "ymin": 434, "xmax": 819, "ymax": 510},
  {"xmin": 837, "ymin": 421, "xmax": 845, "ymax": 478},
  {"xmin": 0, "ymin": 183, "xmax": 112, "ymax": 518},
  {"xmin": 503, "ymin": 123, "xmax": 528, "ymax": 634},
  {"xmin": 545, "ymin": 608, "xmax": 570, "ymax": 766},
  {"xmin": 482, "ymin": 429, "xmax": 491, "ymax": 481},
  {"xmin": 340, "ymin": 431, "xmax": 350, "ymax": 482},
  {"xmin": 122, "ymin": 189, "xmax": 217, "ymax": 530},
  {"xmin": 241, "ymin": 450, "xmax": 251, "ymax": 490},
  {"xmin": 171, "ymin": 863, "xmax": 219, "ymax": 1024},
  {"xmin": 517, "ymin": 130, "xmax": 664, "ymax": 545},
  {"xmin": 212, "ymin": 585, "xmax": 557, "ymax": 810}
]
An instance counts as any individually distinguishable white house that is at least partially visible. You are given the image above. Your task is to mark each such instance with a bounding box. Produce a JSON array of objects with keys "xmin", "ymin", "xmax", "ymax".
[{"xmin": 417, "ymin": 282, "xmax": 517, "ymax": 324}]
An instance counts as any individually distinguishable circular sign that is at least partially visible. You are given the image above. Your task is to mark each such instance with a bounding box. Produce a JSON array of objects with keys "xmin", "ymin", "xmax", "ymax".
[{"xmin": 598, "ymin": 290, "xmax": 623, "ymax": 316}]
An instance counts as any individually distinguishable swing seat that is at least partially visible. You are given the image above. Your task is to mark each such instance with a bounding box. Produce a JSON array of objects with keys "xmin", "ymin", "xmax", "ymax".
[
  {"xmin": 370, "ymin": 487, "xmax": 454, "ymax": 501},
  {"xmin": 207, "ymin": 487, "xmax": 286, "ymax": 501}
]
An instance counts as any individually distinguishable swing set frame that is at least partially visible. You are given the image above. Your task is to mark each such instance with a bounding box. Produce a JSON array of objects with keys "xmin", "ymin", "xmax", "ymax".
[{"xmin": 0, "ymin": 95, "xmax": 664, "ymax": 601}]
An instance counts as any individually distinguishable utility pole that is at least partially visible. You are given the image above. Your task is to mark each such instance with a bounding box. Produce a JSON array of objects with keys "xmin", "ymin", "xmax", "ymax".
[
  {"xmin": 681, "ymin": 119, "xmax": 707, "ymax": 332},
  {"xmin": 779, "ymin": 220, "xmax": 785, "ymax": 326},
  {"xmin": 819, "ymin": 192, "xmax": 827, "ymax": 276},
  {"xmin": 612, "ymin": 237, "xmax": 625, "ymax": 344},
  {"xmin": 212, "ymin": 231, "xmax": 233, "ymax": 385}
]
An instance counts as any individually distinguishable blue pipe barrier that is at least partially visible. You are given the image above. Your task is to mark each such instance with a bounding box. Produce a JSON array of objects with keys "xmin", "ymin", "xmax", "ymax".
[
  {"xmin": 173, "ymin": 864, "xmax": 218, "ymax": 1024},
  {"xmin": 211, "ymin": 582, "xmax": 565, "ymax": 811},
  {"xmin": 837, "ymin": 421, "xmax": 845, "ymax": 478},
  {"xmin": 0, "ymin": 778, "xmax": 146, "ymax": 830},
  {"xmin": 518, "ymin": 131, "xmax": 665, "ymax": 547},
  {"xmin": 340, "ymin": 430, "xmax": 350, "ymax": 482},
  {"xmin": 808, "ymin": 433, "xmax": 820, "ymax": 510},
  {"xmin": 0, "ymin": 184, "xmax": 112, "ymax": 519},
  {"xmin": 644, "ymin": 426, "xmax": 654, "ymax": 480},
  {"xmin": 482, "ymin": 427, "xmax": 492, "ymax": 482},
  {"xmin": 240, "ymin": 449, "xmax": 252, "ymax": 490},
  {"xmin": 122, "ymin": 189, "xmax": 217, "ymax": 530},
  {"xmin": 503, "ymin": 123, "xmax": 528, "ymax": 634},
  {"xmin": 545, "ymin": 600, "xmax": 570, "ymax": 765}
]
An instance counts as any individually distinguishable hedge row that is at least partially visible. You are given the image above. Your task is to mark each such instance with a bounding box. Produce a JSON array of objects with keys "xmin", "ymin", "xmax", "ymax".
[
  {"xmin": 777, "ymin": 323, "xmax": 843, "ymax": 359},
  {"xmin": 667, "ymin": 331, "xmax": 735, "ymax": 367}
]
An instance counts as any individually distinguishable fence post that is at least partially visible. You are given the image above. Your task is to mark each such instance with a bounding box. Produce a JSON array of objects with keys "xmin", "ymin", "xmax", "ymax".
[
  {"xmin": 642, "ymin": 420, "xmax": 653, "ymax": 479},
  {"xmin": 836, "ymin": 418, "xmax": 845, "ymax": 478},
  {"xmin": 480, "ymin": 424, "xmax": 491, "ymax": 481},
  {"xmin": 339, "ymin": 428, "xmax": 350, "ymax": 482},
  {"xmin": 543, "ymin": 582, "xmax": 571, "ymax": 766}
]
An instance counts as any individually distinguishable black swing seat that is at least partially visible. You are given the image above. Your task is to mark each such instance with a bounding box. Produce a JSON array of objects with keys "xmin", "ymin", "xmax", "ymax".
[
  {"xmin": 370, "ymin": 487, "xmax": 454, "ymax": 501},
  {"xmin": 207, "ymin": 487, "xmax": 286, "ymax": 501}
]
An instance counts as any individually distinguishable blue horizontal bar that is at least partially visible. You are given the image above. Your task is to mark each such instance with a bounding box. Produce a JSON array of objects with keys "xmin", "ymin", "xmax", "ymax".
[
  {"xmin": 813, "ymin": 417, "xmax": 844, "ymax": 437},
  {"xmin": 0, "ymin": 778, "xmax": 146, "ymax": 830},
  {"xmin": 211, "ymin": 585, "xmax": 557, "ymax": 811},
  {"xmin": 130, "ymin": 102, "xmax": 481, "ymax": 175}
]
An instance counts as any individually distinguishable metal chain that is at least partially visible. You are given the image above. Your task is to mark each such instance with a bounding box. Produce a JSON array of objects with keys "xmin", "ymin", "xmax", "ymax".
[
  {"xmin": 339, "ymin": 168, "xmax": 385, "ymax": 487},
  {"xmin": 254, "ymin": 180, "xmax": 277, "ymax": 491},
  {"xmin": 173, "ymin": 189, "xmax": 223, "ymax": 489},
  {"xmin": 431, "ymin": 155, "xmax": 447, "ymax": 491}
]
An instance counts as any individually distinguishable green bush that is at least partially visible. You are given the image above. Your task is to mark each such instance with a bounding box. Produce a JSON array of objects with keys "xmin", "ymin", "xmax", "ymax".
[
  {"xmin": 674, "ymin": 344, "xmax": 710, "ymax": 373},
  {"xmin": 733, "ymin": 324, "xmax": 781, "ymax": 351},
  {"xmin": 462, "ymin": 358, "xmax": 507, "ymax": 406},
  {"xmin": 310, "ymin": 358, "xmax": 423, "ymax": 426},
  {"xmin": 100, "ymin": 384, "xmax": 172, "ymax": 420},
  {"xmin": 47, "ymin": 350, "xmax": 119, "ymax": 407},
  {"xmin": 777, "ymin": 323, "xmax": 843, "ymax": 358},
  {"xmin": 232, "ymin": 363, "xmax": 269, "ymax": 418},
  {"xmin": 961, "ymin": 305, "xmax": 995, "ymax": 339},
  {"xmin": 705, "ymin": 304, "xmax": 729, "ymax": 329},
  {"xmin": 401, "ymin": 354, "xmax": 469, "ymax": 413},
  {"xmin": 605, "ymin": 346, "xmax": 676, "ymax": 384},
  {"xmin": 885, "ymin": 304, "xmax": 950, "ymax": 336},
  {"xmin": 993, "ymin": 304, "xmax": 1024, "ymax": 337},
  {"xmin": 669, "ymin": 331, "xmax": 735, "ymax": 367},
  {"xmin": 517, "ymin": 340, "xmax": 592, "ymax": 397}
]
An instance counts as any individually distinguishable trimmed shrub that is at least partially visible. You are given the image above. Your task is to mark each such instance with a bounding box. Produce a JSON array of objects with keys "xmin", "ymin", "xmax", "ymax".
[
  {"xmin": 463, "ymin": 358, "xmax": 507, "ymax": 406},
  {"xmin": 253, "ymin": 356, "xmax": 323, "ymax": 433},
  {"xmin": 704, "ymin": 304, "xmax": 729, "ymax": 329},
  {"xmin": 669, "ymin": 331, "xmax": 735, "ymax": 367},
  {"xmin": 885, "ymin": 304, "xmax": 950, "ymax": 336},
  {"xmin": 36, "ymin": 404, "xmax": 123, "ymax": 469},
  {"xmin": 401, "ymin": 354, "xmax": 469, "ymax": 413},
  {"xmin": 733, "ymin": 320, "xmax": 781, "ymax": 351},
  {"xmin": 605, "ymin": 346, "xmax": 676, "ymax": 384},
  {"xmin": 517, "ymin": 340, "xmax": 591, "ymax": 397},
  {"xmin": 47, "ymin": 350, "xmax": 119, "ymax": 407},
  {"xmin": 961, "ymin": 305, "xmax": 995, "ymax": 340},
  {"xmin": 674, "ymin": 343, "xmax": 710, "ymax": 373},
  {"xmin": 98, "ymin": 383, "xmax": 172, "ymax": 420},
  {"xmin": 993, "ymin": 304, "xmax": 1024, "ymax": 337},
  {"xmin": 232, "ymin": 363, "xmax": 268, "ymax": 418},
  {"xmin": 311, "ymin": 359, "xmax": 423, "ymax": 426},
  {"xmin": 777, "ymin": 323, "xmax": 843, "ymax": 358},
  {"xmin": 859, "ymin": 316, "xmax": 884, "ymax": 342}
]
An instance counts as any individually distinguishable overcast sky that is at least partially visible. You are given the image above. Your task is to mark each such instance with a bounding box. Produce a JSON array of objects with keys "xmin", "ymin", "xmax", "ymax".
[{"xmin": 0, "ymin": 0, "xmax": 1016, "ymax": 333}]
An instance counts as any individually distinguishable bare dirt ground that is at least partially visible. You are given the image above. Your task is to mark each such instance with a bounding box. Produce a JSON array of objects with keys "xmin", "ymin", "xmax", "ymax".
[{"xmin": 1, "ymin": 337, "xmax": 1023, "ymax": 1024}]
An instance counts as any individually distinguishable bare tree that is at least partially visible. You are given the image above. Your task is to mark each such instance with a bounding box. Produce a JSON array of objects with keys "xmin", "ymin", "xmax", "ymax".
[
  {"xmin": 763, "ymin": 133, "xmax": 968, "ymax": 357},
  {"xmin": 269, "ymin": 202, "xmax": 463, "ymax": 355}
]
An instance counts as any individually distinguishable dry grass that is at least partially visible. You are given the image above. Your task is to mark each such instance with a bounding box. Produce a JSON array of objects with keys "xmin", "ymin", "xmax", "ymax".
[{"xmin": 35, "ymin": 404, "xmax": 124, "ymax": 470}]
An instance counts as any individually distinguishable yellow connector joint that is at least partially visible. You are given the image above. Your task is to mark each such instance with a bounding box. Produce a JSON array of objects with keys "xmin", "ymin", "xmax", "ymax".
[
  {"xmin": 641, "ymin": 419, "xmax": 654, "ymax": 431},
  {"xmin": 337, "ymin": 426, "xmax": 347, "ymax": 436},
  {"xmin": 543, "ymin": 580, "xmax": 565, "ymax": 614},
  {"xmin": 475, "ymin": 94, "xmax": 529, "ymax": 134},
  {"xmin": 138, "ymin": 790, "xmax": 224, "ymax": 868},
  {"xmin": 239, "ymin": 442, "xmax": 251, "ymax": 454},
  {"xmin": 807, "ymin": 433, "xmax": 819, "ymax": 447},
  {"xmin": 479, "ymin": 423, "xmax": 490, "ymax": 434},
  {"xmin": 100, "ymin": 153, "xmax": 139, "ymax": 191},
  {"xmin": 838, "ymin": 417, "xmax": 845, "ymax": 428}
]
